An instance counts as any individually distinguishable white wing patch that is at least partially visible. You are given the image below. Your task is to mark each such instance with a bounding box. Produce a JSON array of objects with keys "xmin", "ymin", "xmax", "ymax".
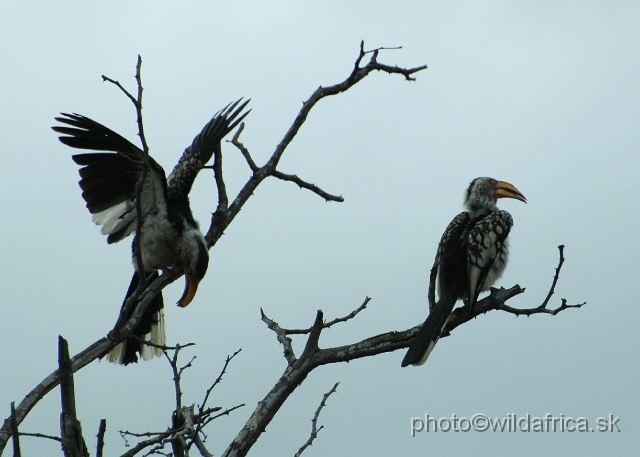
[
  {"xmin": 107, "ymin": 343, "xmax": 125, "ymax": 364},
  {"xmin": 92, "ymin": 200, "xmax": 136, "ymax": 237}
]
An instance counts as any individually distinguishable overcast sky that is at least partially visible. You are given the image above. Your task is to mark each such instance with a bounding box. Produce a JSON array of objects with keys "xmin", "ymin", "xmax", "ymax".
[{"xmin": 1, "ymin": 1, "xmax": 638, "ymax": 456}]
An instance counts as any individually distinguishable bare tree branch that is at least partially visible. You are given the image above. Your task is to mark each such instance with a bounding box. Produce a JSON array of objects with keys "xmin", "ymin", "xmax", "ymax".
[
  {"xmin": 102, "ymin": 55, "xmax": 150, "ymax": 154},
  {"xmin": 441, "ymin": 245, "xmax": 585, "ymax": 335},
  {"xmin": 197, "ymin": 349, "xmax": 241, "ymax": 434},
  {"xmin": 58, "ymin": 336, "xmax": 89, "ymax": 457},
  {"xmin": 229, "ymin": 123, "xmax": 258, "ymax": 172},
  {"xmin": 205, "ymin": 40, "xmax": 426, "ymax": 249},
  {"xmin": 294, "ymin": 383, "xmax": 339, "ymax": 457},
  {"xmin": 9, "ymin": 403, "xmax": 20, "ymax": 457},
  {"xmin": 0, "ymin": 40, "xmax": 427, "ymax": 456},
  {"xmin": 192, "ymin": 433, "xmax": 213, "ymax": 457},
  {"xmin": 96, "ymin": 420, "xmax": 106, "ymax": 457},
  {"xmin": 223, "ymin": 245, "xmax": 582, "ymax": 457},
  {"xmin": 103, "ymin": 56, "xmax": 150, "ymax": 289},
  {"xmin": 285, "ymin": 297, "xmax": 371, "ymax": 335},
  {"xmin": 11, "ymin": 42, "xmax": 590, "ymax": 457},
  {"xmin": 199, "ymin": 404, "xmax": 245, "ymax": 429},
  {"xmin": 13, "ymin": 432, "xmax": 61, "ymax": 443},
  {"xmin": 113, "ymin": 348, "xmax": 243, "ymax": 457},
  {"xmin": 539, "ymin": 244, "xmax": 567, "ymax": 309},
  {"xmin": 212, "ymin": 142, "xmax": 229, "ymax": 213},
  {"xmin": 271, "ymin": 170, "xmax": 344, "ymax": 202},
  {"xmin": 0, "ymin": 31, "xmax": 587, "ymax": 457},
  {"xmin": 163, "ymin": 344, "xmax": 197, "ymax": 412},
  {"xmin": 0, "ymin": 269, "xmax": 176, "ymax": 455},
  {"xmin": 116, "ymin": 401, "xmax": 244, "ymax": 457},
  {"xmin": 261, "ymin": 310, "xmax": 297, "ymax": 365},
  {"xmin": 119, "ymin": 432, "xmax": 167, "ymax": 457}
]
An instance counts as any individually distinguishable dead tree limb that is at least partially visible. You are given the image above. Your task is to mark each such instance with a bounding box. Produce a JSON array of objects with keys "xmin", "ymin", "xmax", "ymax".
[
  {"xmin": 222, "ymin": 245, "xmax": 582, "ymax": 457},
  {"xmin": 58, "ymin": 337, "xmax": 89, "ymax": 457},
  {"xmin": 9, "ymin": 404, "xmax": 19, "ymax": 457},
  {"xmin": 96, "ymin": 420, "xmax": 106, "ymax": 457},
  {"xmin": 207, "ymin": 40, "xmax": 427, "ymax": 248},
  {"xmin": 0, "ymin": 41, "xmax": 422, "ymax": 454},
  {"xmin": 294, "ymin": 383, "xmax": 339, "ymax": 457},
  {"xmin": 110, "ymin": 346, "xmax": 243, "ymax": 457}
]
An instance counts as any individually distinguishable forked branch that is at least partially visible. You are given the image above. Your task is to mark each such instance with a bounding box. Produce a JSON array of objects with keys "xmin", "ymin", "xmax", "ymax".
[
  {"xmin": 225, "ymin": 246, "xmax": 583, "ymax": 457},
  {"xmin": 207, "ymin": 40, "xmax": 427, "ymax": 248},
  {"xmin": 294, "ymin": 383, "xmax": 339, "ymax": 457}
]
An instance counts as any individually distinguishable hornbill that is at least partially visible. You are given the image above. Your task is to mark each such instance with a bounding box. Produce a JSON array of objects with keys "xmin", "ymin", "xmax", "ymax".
[
  {"xmin": 52, "ymin": 100, "xmax": 250, "ymax": 364},
  {"xmin": 401, "ymin": 177, "xmax": 526, "ymax": 367}
]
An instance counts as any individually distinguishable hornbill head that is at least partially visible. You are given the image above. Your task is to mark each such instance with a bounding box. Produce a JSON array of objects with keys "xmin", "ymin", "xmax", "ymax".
[
  {"xmin": 177, "ymin": 232, "xmax": 209, "ymax": 308},
  {"xmin": 465, "ymin": 177, "xmax": 527, "ymax": 215}
]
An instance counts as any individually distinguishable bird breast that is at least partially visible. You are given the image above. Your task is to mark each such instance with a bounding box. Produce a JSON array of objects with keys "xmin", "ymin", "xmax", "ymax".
[
  {"xmin": 136, "ymin": 213, "xmax": 181, "ymax": 272},
  {"xmin": 479, "ymin": 238, "xmax": 509, "ymax": 292}
]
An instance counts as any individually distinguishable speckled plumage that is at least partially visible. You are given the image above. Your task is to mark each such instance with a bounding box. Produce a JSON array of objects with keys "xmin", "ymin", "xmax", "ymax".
[{"xmin": 402, "ymin": 177, "xmax": 525, "ymax": 367}]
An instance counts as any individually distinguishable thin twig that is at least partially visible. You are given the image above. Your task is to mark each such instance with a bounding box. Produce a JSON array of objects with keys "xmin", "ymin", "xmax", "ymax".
[
  {"xmin": 132, "ymin": 338, "xmax": 196, "ymax": 352},
  {"xmin": 13, "ymin": 432, "xmax": 61, "ymax": 443},
  {"xmin": 539, "ymin": 245, "xmax": 566, "ymax": 309},
  {"xmin": 205, "ymin": 40, "xmax": 427, "ymax": 252},
  {"xmin": 162, "ymin": 344, "xmax": 196, "ymax": 411},
  {"xmin": 192, "ymin": 433, "xmax": 213, "ymax": 457},
  {"xmin": 498, "ymin": 295, "xmax": 585, "ymax": 317},
  {"xmin": 229, "ymin": 123, "xmax": 258, "ymax": 172},
  {"xmin": 294, "ymin": 383, "xmax": 339, "ymax": 457},
  {"xmin": 103, "ymin": 56, "xmax": 149, "ymax": 291},
  {"xmin": 132, "ymin": 56, "xmax": 150, "ymax": 154},
  {"xmin": 285, "ymin": 297, "xmax": 371, "ymax": 335},
  {"xmin": 271, "ymin": 171, "xmax": 344, "ymax": 202},
  {"xmin": 212, "ymin": 142, "xmax": 229, "ymax": 212},
  {"xmin": 100, "ymin": 76, "xmax": 137, "ymax": 105},
  {"xmin": 200, "ymin": 405, "xmax": 245, "ymax": 428},
  {"xmin": 261, "ymin": 310, "xmax": 297, "ymax": 365},
  {"xmin": 119, "ymin": 432, "xmax": 168, "ymax": 457},
  {"xmin": 120, "ymin": 429, "xmax": 167, "ymax": 440},
  {"xmin": 198, "ymin": 350, "xmax": 242, "ymax": 422}
]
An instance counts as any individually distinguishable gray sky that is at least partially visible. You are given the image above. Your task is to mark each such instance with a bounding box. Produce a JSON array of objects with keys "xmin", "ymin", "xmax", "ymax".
[{"xmin": 1, "ymin": 1, "xmax": 638, "ymax": 456}]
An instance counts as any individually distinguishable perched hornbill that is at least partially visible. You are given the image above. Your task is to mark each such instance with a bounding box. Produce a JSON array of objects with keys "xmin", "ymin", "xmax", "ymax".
[
  {"xmin": 53, "ymin": 100, "xmax": 250, "ymax": 364},
  {"xmin": 401, "ymin": 177, "xmax": 526, "ymax": 367}
]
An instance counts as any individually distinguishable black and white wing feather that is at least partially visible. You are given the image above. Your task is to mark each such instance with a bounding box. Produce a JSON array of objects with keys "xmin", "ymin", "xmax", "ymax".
[
  {"xmin": 52, "ymin": 113, "xmax": 168, "ymax": 244},
  {"xmin": 466, "ymin": 210, "xmax": 513, "ymax": 310},
  {"xmin": 166, "ymin": 99, "xmax": 250, "ymax": 202},
  {"xmin": 433, "ymin": 211, "xmax": 471, "ymax": 299}
]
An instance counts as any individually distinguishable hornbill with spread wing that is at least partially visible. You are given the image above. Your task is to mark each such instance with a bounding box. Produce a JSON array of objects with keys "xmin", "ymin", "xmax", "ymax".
[
  {"xmin": 53, "ymin": 100, "xmax": 250, "ymax": 364},
  {"xmin": 401, "ymin": 177, "xmax": 526, "ymax": 367}
]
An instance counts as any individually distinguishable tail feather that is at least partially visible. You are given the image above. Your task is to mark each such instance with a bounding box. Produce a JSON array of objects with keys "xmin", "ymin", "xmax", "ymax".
[
  {"xmin": 107, "ymin": 272, "xmax": 166, "ymax": 365},
  {"xmin": 401, "ymin": 289, "xmax": 458, "ymax": 367}
]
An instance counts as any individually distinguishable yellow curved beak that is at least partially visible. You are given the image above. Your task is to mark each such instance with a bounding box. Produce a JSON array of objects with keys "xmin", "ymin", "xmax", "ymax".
[
  {"xmin": 177, "ymin": 267, "xmax": 200, "ymax": 308},
  {"xmin": 495, "ymin": 181, "xmax": 527, "ymax": 203}
]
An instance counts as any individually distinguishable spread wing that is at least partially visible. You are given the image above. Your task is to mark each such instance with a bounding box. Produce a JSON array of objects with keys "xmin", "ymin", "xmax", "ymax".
[
  {"xmin": 53, "ymin": 113, "xmax": 168, "ymax": 244},
  {"xmin": 166, "ymin": 99, "xmax": 250, "ymax": 202}
]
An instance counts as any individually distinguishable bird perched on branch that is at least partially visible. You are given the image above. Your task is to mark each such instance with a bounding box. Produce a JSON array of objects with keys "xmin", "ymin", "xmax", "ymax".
[
  {"xmin": 53, "ymin": 100, "xmax": 250, "ymax": 364},
  {"xmin": 401, "ymin": 177, "xmax": 526, "ymax": 367}
]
